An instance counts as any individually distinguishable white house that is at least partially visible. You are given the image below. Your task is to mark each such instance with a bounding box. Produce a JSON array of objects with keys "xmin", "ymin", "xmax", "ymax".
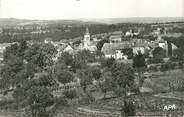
[
  {"xmin": 125, "ymin": 31, "xmax": 133, "ymax": 37},
  {"xmin": 132, "ymin": 47, "xmax": 145, "ymax": 55},
  {"xmin": 64, "ymin": 45, "xmax": 73, "ymax": 52},
  {"xmin": 63, "ymin": 45, "xmax": 74, "ymax": 55},
  {"xmin": 44, "ymin": 38, "xmax": 53, "ymax": 44}
]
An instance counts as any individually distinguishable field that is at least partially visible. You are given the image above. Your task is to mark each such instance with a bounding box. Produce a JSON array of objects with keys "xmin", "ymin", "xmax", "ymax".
[
  {"xmin": 0, "ymin": 110, "xmax": 24, "ymax": 117},
  {"xmin": 143, "ymin": 70, "xmax": 184, "ymax": 93}
]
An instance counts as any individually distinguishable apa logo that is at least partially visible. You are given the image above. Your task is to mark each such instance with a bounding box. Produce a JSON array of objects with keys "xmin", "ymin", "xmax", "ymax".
[{"xmin": 163, "ymin": 104, "xmax": 176, "ymax": 111}]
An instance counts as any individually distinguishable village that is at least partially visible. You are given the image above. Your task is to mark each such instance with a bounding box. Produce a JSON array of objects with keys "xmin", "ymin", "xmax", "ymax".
[
  {"xmin": 0, "ymin": 0, "xmax": 183, "ymax": 116},
  {"xmin": 0, "ymin": 19, "xmax": 184, "ymax": 117},
  {"xmin": 0, "ymin": 24, "xmax": 180, "ymax": 68}
]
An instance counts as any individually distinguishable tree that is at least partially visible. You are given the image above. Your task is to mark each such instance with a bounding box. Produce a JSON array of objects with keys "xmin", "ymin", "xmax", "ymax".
[
  {"xmin": 70, "ymin": 58, "xmax": 83, "ymax": 72},
  {"xmin": 52, "ymin": 63, "xmax": 67, "ymax": 72},
  {"xmin": 101, "ymin": 57, "xmax": 115, "ymax": 68},
  {"xmin": 78, "ymin": 68, "xmax": 93, "ymax": 92},
  {"xmin": 94, "ymin": 50, "xmax": 104, "ymax": 60},
  {"xmin": 121, "ymin": 98, "xmax": 136, "ymax": 116},
  {"xmin": 99, "ymin": 71, "xmax": 115, "ymax": 98},
  {"xmin": 90, "ymin": 66, "xmax": 101, "ymax": 81},
  {"xmin": 63, "ymin": 89, "xmax": 78, "ymax": 102},
  {"xmin": 1, "ymin": 42, "xmax": 58, "ymax": 117},
  {"xmin": 18, "ymin": 85, "xmax": 55, "ymax": 117},
  {"xmin": 0, "ymin": 55, "xmax": 24, "ymax": 89},
  {"xmin": 39, "ymin": 73, "xmax": 57, "ymax": 87},
  {"xmin": 12, "ymin": 72, "xmax": 58, "ymax": 117},
  {"xmin": 133, "ymin": 51, "xmax": 147, "ymax": 93},
  {"xmin": 24, "ymin": 43, "xmax": 57, "ymax": 71},
  {"xmin": 77, "ymin": 68, "xmax": 94, "ymax": 102},
  {"xmin": 152, "ymin": 47, "xmax": 166, "ymax": 59},
  {"xmin": 58, "ymin": 52, "xmax": 74, "ymax": 66},
  {"xmin": 133, "ymin": 51, "xmax": 146, "ymax": 68},
  {"xmin": 3, "ymin": 41, "xmax": 28, "ymax": 62},
  {"xmin": 122, "ymin": 48, "xmax": 133, "ymax": 59},
  {"xmin": 17, "ymin": 40, "xmax": 28, "ymax": 58},
  {"xmin": 70, "ymin": 50, "xmax": 96, "ymax": 72},
  {"xmin": 3, "ymin": 43, "xmax": 20, "ymax": 62},
  {"xmin": 96, "ymin": 39, "xmax": 109, "ymax": 51},
  {"xmin": 75, "ymin": 50, "xmax": 96, "ymax": 63},
  {"xmin": 55, "ymin": 70, "xmax": 74, "ymax": 85},
  {"xmin": 111, "ymin": 62, "xmax": 135, "ymax": 96},
  {"xmin": 10, "ymin": 70, "xmax": 57, "ymax": 117}
]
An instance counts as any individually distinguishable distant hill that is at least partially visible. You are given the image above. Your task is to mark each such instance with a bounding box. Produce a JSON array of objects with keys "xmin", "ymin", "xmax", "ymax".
[
  {"xmin": 0, "ymin": 18, "xmax": 102, "ymax": 27},
  {"xmin": 0, "ymin": 18, "xmax": 31, "ymax": 27},
  {"xmin": 0, "ymin": 17, "xmax": 184, "ymax": 27},
  {"xmin": 83, "ymin": 17, "xmax": 184, "ymax": 24}
]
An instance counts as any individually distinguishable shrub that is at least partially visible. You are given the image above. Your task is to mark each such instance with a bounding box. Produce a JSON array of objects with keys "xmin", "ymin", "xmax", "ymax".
[
  {"xmin": 101, "ymin": 57, "xmax": 115, "ymax": 68},
  {"xmin": 148, "ymin": 65, "xmax": 158, "ymax": 72},
  {"xmin": 121, "ymin": 98, "xmax": 136, "ymax": 116},
  {"xmin": 0, "ymin": 99, "xmax": 14, "ymax": 108},
  {"xmin": 147, "ymin": 58, "xmax": 164, "ymax": 64},
  {"xmin": 63, "ymin": 89, "xmax": 78, "ymax": 101},
  {"xmin": 160, "ymin": 62, "xmax": 178, "ymax": 72}
]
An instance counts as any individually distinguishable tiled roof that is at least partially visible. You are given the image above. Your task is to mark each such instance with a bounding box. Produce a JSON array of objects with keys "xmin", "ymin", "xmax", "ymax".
[
  {"xmin": 101, "ymin": 42, "xmax": 132, "ymax": 55},
  {"xmin": 109, "ymin": 35, "xmax": 122, "ymax": 40},
  {"xmin": 85, "ymin": 46, "xmax": 97, "ymax": 52},
  {"xmin": 110, "ymin": 31, "xmax": 122, "ymax": 35}
]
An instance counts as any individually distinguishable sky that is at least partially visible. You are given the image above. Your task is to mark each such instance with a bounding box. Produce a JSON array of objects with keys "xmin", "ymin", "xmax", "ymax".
[{"xmin": 0, "ymin": 0, "xmax": 183, "ymax": 19}]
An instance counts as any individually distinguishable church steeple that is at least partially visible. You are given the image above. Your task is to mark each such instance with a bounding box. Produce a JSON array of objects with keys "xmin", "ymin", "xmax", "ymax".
[
  {"xmin": 85, "ymin": 27, "xmax": 90, "ymax": 35},
  {"xmin": 84, "ymin": 26, "xmax": 90, "ymax": 47}
]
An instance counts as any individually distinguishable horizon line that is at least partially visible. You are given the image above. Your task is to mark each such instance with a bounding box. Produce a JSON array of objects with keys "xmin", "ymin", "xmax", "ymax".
[{"xmin": 1, "ymin": 16, "xmax": 184, "ymax": 21}]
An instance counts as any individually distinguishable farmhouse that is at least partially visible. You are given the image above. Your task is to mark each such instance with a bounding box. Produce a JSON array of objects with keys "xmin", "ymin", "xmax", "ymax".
[
  {"xmin": 132, "ymin": 46, "xmax": 145, "ymax": 55},
  {"xmin": 101, "ymin": 42, "xmax": 132, "ymax": 60},
  {"xmin": 44, "ymin": 37, "xmax": 53, "ymax": 44},
  {"xmin": 109, "ymin": 35, "xmax": 122, "ymax": 43},
  {"xmin": 154, "ymin": 36, "xmax": 178, "ymax": 56},
  {"xmin": 63, "ymin": 45, "xmax": 75, "ymax": 55}
]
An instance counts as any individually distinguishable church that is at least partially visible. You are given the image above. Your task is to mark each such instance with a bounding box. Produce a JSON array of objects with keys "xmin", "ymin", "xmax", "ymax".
[{"xmin": 78, "ymin": 27, "xmax": 97, "ymax": 52}]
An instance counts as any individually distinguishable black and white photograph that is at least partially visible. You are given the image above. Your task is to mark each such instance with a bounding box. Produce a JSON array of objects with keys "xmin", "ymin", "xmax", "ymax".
[{"xmin": 0, "ymin": 0, "xmax": 184, "ymax": 116}]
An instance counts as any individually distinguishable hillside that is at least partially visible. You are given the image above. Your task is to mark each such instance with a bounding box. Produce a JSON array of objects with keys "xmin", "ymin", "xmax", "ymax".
[
  {"xmin": 0, "ymin": 18, "xmax": 102, "ymax": 27},
  {"xmin": 1, "ymin": 17, "xmax": 184, "ymax": 27},
  {"xmin": 83, "ymin": 17, "xmax": 184, "ymax": 24}
]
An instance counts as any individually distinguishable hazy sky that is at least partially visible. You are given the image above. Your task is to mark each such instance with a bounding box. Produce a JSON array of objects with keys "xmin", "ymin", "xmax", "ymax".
[{"xmin": 0, "ymin": 0, "xmax": 183, "ymax": 19}]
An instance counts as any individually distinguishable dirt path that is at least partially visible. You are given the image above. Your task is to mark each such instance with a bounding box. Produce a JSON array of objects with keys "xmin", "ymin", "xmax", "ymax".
[
  {"xmin": 77, "ymin": 107, "xmax": 120, "ymax": 116},
  {"xmin": 77, "ymin": 107, "xmax": 184, "ymax": 117}
]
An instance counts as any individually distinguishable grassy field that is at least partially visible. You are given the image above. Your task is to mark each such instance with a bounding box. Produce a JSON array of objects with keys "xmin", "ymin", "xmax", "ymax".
[
  {"xmin": 0, "ymin": 110, "xmax": 24, "ymax": 117},
  {"xmin": 74, "ymin": 93, "xmax": 184, "ymax": 116},
  {"xmin": 143, "ymin": 70, "xmax": 184, "ymax": 93}
]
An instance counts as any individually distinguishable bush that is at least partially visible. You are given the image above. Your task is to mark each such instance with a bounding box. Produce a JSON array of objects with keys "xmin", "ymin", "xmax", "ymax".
[
  {"xmin": 63, "ymin": 89, "xmax": 78, "ymax": 101},
  {"xmin": 101, "ymin": 57, "xmax": 115, "ymax": 68},
  {"xmin": 160, "ymin": 62, "xmax": 178, "ymax": 72},
  {"xmin": 147, "ymin": 58, "xmax": 164, "ymax": 64},
  {"xmin": 121, "ymin": 98, "xmax": 136, "ymax": 116},
  {"xmin": 148, "ymin": 65, "xmax": 158, "ymax": 72},
  {"xmin": 133, "ymin": 51, "xmax": 146, "ymax": 68},
  {"xmin": 0, "ymin": 99, "xmax": 14, "ymax": 108},
  {"xmin": 169, "ymin": 57, "xmax": 179, "ymax": 62}
]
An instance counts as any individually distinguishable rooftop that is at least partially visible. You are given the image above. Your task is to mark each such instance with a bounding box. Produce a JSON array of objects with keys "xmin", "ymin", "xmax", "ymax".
[{"xmin": 101, "ymin": 42, "xmax": 132, "ymax": 55}]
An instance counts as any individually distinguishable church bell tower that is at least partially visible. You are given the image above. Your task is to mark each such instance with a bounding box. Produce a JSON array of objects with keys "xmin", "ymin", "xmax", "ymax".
[{"xmin": 84, "ymin": 27, "xmax": 90, "ymax": 47}]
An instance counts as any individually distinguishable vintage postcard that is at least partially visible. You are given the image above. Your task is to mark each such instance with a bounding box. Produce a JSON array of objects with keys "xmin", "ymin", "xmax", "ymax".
[{"xmin": 0, "ymin": 0, "xmax": 183, "ymax": 117}]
